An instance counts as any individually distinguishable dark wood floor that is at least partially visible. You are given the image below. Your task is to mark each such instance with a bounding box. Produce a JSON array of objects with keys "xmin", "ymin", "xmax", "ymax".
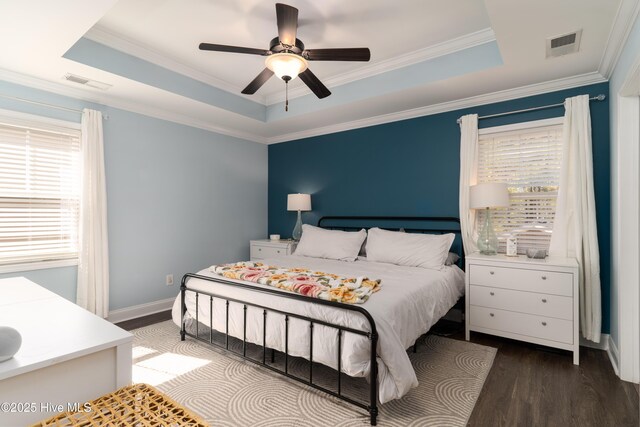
[
  {"xmin": 117, "ymin": 312, "xmax": 639, "ymax": 427},
  {"xmin": 459, "ymin": 330, "xmax": 639, "ymax": 426},
  {"xmin": 116, "ymin": 310, "xmax": 172, "ymax": 331}
]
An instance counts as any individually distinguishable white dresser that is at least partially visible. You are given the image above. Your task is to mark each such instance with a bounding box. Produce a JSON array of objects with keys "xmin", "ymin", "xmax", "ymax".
[
  {"xmin": 0, "ymin": 278, "xmax": 132, "ymax": 425},
  {"xmin": 250, "ymin": 239, "xmax": 297, "ymax": 260},
  {"xmin": 465, "ymin": 253, "xmax": 579, "ymax": 364}
]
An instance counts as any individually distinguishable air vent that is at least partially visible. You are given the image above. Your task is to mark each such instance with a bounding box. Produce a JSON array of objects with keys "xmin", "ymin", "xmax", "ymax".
[
  {"xmin": 65, "ymin": 74, "xmax": 89, "ymax": 85},
  {"xmin": 63, "ymin": 73, "xmax": 112, "ymax": 90},
  {"xmin": 551, "ymin": 33, "xmax": 576, "ymax": 49},
  {"xmin": 546, "ymin": 30, "xmax": 582, "ymax": 58}
]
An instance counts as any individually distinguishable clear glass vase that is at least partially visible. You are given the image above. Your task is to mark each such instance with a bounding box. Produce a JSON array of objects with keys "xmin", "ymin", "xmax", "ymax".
[
  {"xmin": 292, "ymin": 210, "xmax": 303, "ymax": 241},
  {"xmin": 477, "ymin": 208, "xmax": 498, "ymax": 255}
]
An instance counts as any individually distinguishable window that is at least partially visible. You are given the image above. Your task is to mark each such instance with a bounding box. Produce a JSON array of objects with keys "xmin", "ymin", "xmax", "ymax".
[
  {"xmin": 476, "ymin": 118, "xmax": 563, "ymax": 253},
  {"xmin": 0, "ymin": 111, "xmax": 81, "ymax": 269}
]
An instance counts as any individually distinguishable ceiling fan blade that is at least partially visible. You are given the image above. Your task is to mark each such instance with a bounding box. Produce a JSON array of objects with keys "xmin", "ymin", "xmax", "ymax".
[
  {"xmin": 303, "ymin": 48, "xmax": 371, "ymax": 62},
  {"xmin": 298, "ymin": 68, "xmax": 331, "ymax": 99},
  {"xmin": 199, "ymin": 43, "xmax": 269, "ymax": 56},
  {"xmin": 241, "ymin": 68, "xmax": 275, "ymax": 94},
  {"xmin": 276, "ymin": 3, "xmax": 298, "ymax": 46}
]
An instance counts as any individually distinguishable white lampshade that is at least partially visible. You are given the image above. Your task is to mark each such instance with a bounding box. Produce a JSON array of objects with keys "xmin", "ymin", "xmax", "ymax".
[
  {"xmin": 265, "ymin": 53, "xmax": 308, "ymax": 81},
  {"xmin": 469, "ymin": 183, "xmax": 509, "ymax": 209},
  {"xmin": 287, "ymin": 193, "xmax": 311, "ymax": 211}
]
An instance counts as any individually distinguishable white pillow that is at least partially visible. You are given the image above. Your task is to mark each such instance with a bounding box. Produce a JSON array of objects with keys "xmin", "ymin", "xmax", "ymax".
[
  {"xmin": 366, "ymin": 227, "xmax": 455, "ymax": 270},
  {"xmin": 294, "ymin": 224, "xmax": 367, "ymax": 262}
]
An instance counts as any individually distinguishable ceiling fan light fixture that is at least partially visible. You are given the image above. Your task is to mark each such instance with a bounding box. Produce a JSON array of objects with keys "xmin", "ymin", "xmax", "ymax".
[
  {"xmin": 200, "ymin": 3, "xmax": 369, "ymax": 101},
  {"xmin": 265, "ymin": 53, "xmax": 307, "ymax": 81}
]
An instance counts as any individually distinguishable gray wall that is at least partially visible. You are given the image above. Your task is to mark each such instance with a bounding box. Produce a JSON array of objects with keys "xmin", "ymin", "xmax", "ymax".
[{"xmin": 0, "ymin": 80, "xmax": 268, "ymax": 310}]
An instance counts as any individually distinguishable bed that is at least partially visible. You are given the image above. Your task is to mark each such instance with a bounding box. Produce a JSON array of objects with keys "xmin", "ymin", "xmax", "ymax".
[{"xmin": 172, "ymin": 216, "xmax": 464, "ymax": 425}]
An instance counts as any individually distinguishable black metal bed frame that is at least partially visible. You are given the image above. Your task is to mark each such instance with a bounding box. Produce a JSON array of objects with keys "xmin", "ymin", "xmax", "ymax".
[{"xmin": 180, "ymin": 216, "xmax": 462, "ymax": 426}]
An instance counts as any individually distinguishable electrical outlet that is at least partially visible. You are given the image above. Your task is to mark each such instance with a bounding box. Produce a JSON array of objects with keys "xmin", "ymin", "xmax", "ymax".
[{"xmin": 166, "ymin": 274, "xmax": 174, "ymax": 286}]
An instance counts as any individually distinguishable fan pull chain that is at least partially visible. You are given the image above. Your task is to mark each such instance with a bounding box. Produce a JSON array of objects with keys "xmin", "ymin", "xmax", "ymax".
[{"xmin": 285, "ymin": 80, "xmax": 289, "ymax": 112}]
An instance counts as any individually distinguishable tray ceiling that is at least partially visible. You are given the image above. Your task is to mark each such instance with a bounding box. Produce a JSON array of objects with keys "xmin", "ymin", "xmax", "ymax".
[{"xmin": 0, "ymin": 0, "xmax": 629, "ymax": 143}]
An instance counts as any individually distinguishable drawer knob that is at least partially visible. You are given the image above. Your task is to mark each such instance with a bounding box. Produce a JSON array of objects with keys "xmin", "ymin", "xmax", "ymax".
[
  {"xmin": 541, "ymin": 276, "xmax": 547, "ymax": 280},
  {"xmin": 258, "ymin": 248, "xmax": 262, "ymax": 251},
  {"xmin": 490, "ymin": 292, "xmax": 495, "ymax": 296},
  {"xmin": 489, "ymin": 271, "xmax": 495, "ymax": 275},
  {"xmin": 541, "ymin": 298, "xmax": 547, "ymax": 303},
  {"xmin": 489, "ymin": 313, "xmax": 494, "ymax": 317},
  {"xmin": 277, "ymin": 250, "xmax": 281, "ymax": 254},
  {"xmin": 541, "ymin": 321, "xmax": 547, "ymax": 326}
]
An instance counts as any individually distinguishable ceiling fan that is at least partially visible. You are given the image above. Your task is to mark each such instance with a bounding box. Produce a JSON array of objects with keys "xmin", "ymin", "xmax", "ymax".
[{"xmin": 199, "ymin": 3, "xmax": 371, "ymax": 111}]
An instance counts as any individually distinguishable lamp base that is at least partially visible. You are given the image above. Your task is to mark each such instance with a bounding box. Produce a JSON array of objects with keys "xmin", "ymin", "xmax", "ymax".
[
  {"xmin": 292, "ymin": 210, "xmax": 303, "ymax": 241},
  {"xmin": 477, "ymin": 208, "xmax": 499, "ymax": 255},
  {"xmin": 479, "ymin": 248, "xmax": 498, "ymax": 256}
]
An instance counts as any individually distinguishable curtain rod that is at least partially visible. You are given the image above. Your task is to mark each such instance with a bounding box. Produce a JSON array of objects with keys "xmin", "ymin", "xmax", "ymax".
[
  {"xmin": 0, "ymin": 93, "xmax": 109, "ymax": 119},
  {"xmin": 456, "ymin": 94, "xmax": 606, "ymax": 124}
]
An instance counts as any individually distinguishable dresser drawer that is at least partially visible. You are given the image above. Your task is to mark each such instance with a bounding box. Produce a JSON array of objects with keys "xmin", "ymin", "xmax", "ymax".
[
  {"xmin": 250, "ymin": 245, "xmax": 287, "ymax": 260},
  {"xmin": 470, "ymin": 285, "xmax": 573, "ymax": 320},
  {"xmin": 469, "ymin": 264, "xmax": 573, "ymax": 296},
  {"xmin": 470, "ymin": 305, "xmax": 573, "ymax": 344}
]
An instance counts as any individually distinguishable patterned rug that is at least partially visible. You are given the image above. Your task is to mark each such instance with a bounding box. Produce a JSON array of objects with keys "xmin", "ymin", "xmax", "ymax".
[{"xmin": 132, "ymin": 320, "xmax": 496, "ymax": 426}]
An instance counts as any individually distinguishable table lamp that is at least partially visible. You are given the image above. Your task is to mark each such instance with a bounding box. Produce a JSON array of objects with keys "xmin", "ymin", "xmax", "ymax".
[
  {"xmin": 469, "ymin": 183, "xmax": 509, "ymax": 255},
  {"xmin": 287, "ymin": 193, "xmax": 311, "ymax": 241}
]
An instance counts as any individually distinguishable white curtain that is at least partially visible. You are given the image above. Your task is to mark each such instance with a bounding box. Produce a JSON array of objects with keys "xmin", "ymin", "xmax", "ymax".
[
  {"xmin": 549, "ymin": 95, "xmax": 601, "ymax": 343},
  {"xmin": 459, "ymin": 114, "xmax": 479, "ymax": 255},
  {"xmin": 76, "ymin": 109, "xmax": 110, "ymax": 318}
]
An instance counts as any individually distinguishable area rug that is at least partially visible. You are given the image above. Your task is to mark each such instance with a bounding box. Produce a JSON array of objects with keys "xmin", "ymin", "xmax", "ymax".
[{"xmin": 131, "ymin": 320, "xmax": 496, "ymax": 426}]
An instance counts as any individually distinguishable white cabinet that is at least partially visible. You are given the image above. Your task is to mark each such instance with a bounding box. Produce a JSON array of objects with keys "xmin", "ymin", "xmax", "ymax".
[
  {"xmin": 250, "ymin": 239, "xmax": 297, "ymax": 261},
  {"xmin": 0, "ymin": 277, "xmax": 132, "ymax": 425},
  {"xmin": 465, "ymin": 253, "xmax": 579, "ymax": 365}
]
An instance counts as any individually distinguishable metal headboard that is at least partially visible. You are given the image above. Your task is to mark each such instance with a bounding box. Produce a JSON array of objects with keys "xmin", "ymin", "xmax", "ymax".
[{"xmin": 317, "ymin": 216, "xmax": 464, "ymax": 269}]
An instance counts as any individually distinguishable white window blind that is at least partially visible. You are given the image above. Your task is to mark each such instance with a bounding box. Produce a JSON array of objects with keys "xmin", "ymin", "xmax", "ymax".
[
  {"xmin": 477, "ymin": 121, "xmax": 563, "ymax": 253},
  {"xmin": 0, "ymin": 116, "xmax": 81, "ymax": 266}
]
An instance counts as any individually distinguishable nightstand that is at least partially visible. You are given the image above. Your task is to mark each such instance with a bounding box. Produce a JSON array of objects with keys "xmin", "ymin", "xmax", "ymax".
[
  {"xmin": 465, "ymin": 253, "xmax": 579, "ymax": 365},
  {"xmin": 250, "ymin": 239, "xmax": 297, "ymax": 261}
]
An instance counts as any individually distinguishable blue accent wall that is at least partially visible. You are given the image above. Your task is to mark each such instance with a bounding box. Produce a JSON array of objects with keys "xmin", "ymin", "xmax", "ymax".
[
  {"xmin": 0, "ymin": 80, "xmax": 268, "ymax": 310},
  {"xmin": 269, "ymin": 82, "xmax": 611, "ymax": 334}
]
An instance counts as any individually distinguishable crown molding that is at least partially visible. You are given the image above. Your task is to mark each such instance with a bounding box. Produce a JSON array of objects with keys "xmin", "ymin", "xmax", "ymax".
[
  {"xmin": 266, "ymin": 71, "xmax": 606, "ymax": 144},
  {"xmin": 0, "ymin": 68, "xmax": 266, "ymax": 144},
  {"xmin": 87, "ymin": 24, "xmax": 496, "ymax": 109},
  {"xmin": 598, "ymin": 0, "xmax": 640, "ymax": 79},
  {"xmin": 265, "ymin": 28, "xmax": 497, "ymax": 105},
  {"xmin": 0, "ymin": 68, "xmax": 110, "ymax": 105},
  {"xmin": 0, "ymin": 68, "xmax": 607, "ymax": 147},
  {"xmin": 100, "ymin": 100, "xmax": 267, "ymax": 144},
  {"xmin": 84, "ymin": 25, "xmax": 265, "ymax": 104}
]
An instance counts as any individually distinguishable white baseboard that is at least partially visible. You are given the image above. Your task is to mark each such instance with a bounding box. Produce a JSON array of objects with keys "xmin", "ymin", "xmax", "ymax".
[
  {"xmin": 107, "ymin": 297, "xmax": 175, "ymax": 324},
  {"xmin": 607, "ymin": 335, "xmax": 620, "ymax": 376},
  {"xmin": 580, "ymin": 333, "xmax": 610, "ymax": 351},
  {"xmin": 579, "ymin": 334, "xmax": 622, "ymax": 377}
]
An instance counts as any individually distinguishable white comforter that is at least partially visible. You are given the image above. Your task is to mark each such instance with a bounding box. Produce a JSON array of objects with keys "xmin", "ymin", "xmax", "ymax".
[{"xmin": 171, "ymin": 255, "xmax": 464, "ymax": 403}]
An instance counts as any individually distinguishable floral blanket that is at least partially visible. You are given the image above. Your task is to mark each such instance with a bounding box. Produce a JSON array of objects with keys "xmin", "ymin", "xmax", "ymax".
[{"xmin": 209, "ymin": 261, "xmax": 381, "ymax": 304}]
